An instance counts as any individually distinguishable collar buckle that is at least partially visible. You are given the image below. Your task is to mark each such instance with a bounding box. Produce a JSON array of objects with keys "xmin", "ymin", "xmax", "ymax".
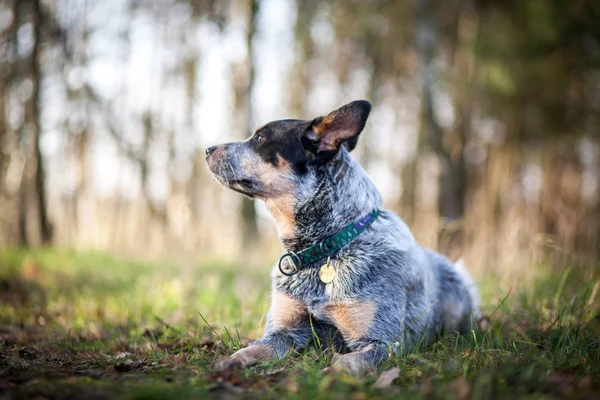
[{"xmin": 278, "ymin": 251, "xmax": 302, "ymax": 276}]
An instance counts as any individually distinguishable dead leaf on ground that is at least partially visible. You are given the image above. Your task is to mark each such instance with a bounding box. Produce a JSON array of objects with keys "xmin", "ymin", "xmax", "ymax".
[{"xmin": 373, "ymin": 367, "xmax": 401, "ymax": 389}]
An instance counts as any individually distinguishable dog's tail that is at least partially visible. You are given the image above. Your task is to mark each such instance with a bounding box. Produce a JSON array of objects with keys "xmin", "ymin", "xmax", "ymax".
[{"xmin": 454, "ymin": 257, "xmax": 481, "ymax": 320}]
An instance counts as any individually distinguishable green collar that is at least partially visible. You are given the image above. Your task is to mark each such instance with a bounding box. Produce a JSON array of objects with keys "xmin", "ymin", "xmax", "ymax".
[{"xmin": 278, "ymin": 209, "xmax": 381, "ymax": 276}]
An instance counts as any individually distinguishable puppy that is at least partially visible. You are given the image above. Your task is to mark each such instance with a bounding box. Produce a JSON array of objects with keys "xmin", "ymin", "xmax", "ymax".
[{"xmin": 205, "ymin": 100, "xmax": 480, "ymax": 375}]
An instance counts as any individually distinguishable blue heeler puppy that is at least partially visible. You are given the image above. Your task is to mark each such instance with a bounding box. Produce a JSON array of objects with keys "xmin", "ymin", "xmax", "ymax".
[{"xmin": 205, "ymin": 100, "xmax": 480, "ymax": 376}]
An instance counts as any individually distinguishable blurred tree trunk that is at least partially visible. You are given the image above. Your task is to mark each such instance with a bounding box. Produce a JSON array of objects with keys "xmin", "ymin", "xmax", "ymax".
[
  {"xmin": 400, "ymin": 159, "xmax": 418, "ymax": 227},
  {"xmin": 232, "ymin": 0, "xmax": 259, "ymax": 249},
  {"xmin": 184, "ymin": 52, "xmax": 199, "ymax": 220},
  {"xmin": 0, "ymin": 82, "xmax": 5, "ymax": 179},
  {"xmin": 31, "ymin": 0, "xmax": 52, "ymax": 244},
  {"xmin": 72, "ymin": 4, "xmax": 91, "ymax": 234},
  {"xmin": 597, "ymin": 145, "xmax": 600, "ymax": 256},
  {"xmin": 416, "ymin": 0, "xmax": 464, "ymax": 221},
  {"xmin": 53, "ymin": 2, "xmax": 90, "ymax": 241},
  {"xmin": 443, "ymin": 3, "xmax": 478, "ymax": 257},
  {"xmin": 18, "ymin": 0, "xmax": 53, "ymax": 246},
  {"xmin": 0, "ymin": 0, "xmax": 17, "ymax": 194},
  {"xmin": 10, "ymin": 0, "xmax": 27, "ymax": 246},
  {"xmin": 141, "ymin": 112, "xmax": 166, "ymax": 222},
  {"xmin": 16, "ymin": 0, "xmax": 29, "ymax": 246}
]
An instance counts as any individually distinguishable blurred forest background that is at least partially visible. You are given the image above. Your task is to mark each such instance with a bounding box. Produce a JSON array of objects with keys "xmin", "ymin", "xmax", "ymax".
[{"xmin": 1, "ymin": 0, "xmax": 599, "ymax": 284}]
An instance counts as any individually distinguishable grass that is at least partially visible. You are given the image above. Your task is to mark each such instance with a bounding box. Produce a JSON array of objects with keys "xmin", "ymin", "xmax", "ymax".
[{"xmin": 0, "ymin": 249, "xmax": 598, "ymax": 399}]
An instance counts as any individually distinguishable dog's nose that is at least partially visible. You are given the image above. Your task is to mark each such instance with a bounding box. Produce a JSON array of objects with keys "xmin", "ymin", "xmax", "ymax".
[{"xmin": 205, "ymin": 146, "xmax": 217, "ymax": 157}]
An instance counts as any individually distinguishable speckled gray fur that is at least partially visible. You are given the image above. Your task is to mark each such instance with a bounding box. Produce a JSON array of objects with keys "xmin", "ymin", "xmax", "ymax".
[
  {"xmin": 206, "ymin": 102, "xmax": 480, "ymax": 370},
  {"xmin": 251, "ymin": 149, "xmax": 479, "ymax": 367}
]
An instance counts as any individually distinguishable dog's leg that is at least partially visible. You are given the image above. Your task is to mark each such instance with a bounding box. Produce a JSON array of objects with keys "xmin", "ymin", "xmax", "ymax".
[
  {"xmin": 214, "ymin": 291, "xmax": 313, "ymax": 370},
  {"xmin": 214, "ymin": 342, "xmax": 276, "ymax": 370},
  {"xmin": 214, "ymin": 323, "xmax": 315, "ymax": 370},
  {"xmin": 323, "ymin": 341, "xmax": 388, "ymax": 377},
  {"xmin": 321, "ymin": 300, "xmax": 398, "ymax": 376}
]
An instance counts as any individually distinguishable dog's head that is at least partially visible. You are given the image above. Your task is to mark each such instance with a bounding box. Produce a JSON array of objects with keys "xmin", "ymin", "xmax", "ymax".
[{"xmin": 205, "ymin": 100, "xmax": 371, "ymax": 200}]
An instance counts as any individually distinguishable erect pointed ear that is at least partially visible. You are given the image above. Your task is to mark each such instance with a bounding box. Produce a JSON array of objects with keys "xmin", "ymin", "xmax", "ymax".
[{"xmin": 308, "ymin": 100, "xmax": 371, "ymax": 153}]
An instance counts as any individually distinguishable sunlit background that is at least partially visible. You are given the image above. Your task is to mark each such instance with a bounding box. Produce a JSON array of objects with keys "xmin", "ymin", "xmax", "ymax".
[
  {"xmin": 1, "ymin": 2, "xmax": 600, "ymax": 397},
  {"xmin": 1, "ymin": 0, "xmax": 599, "ymax": 286}
]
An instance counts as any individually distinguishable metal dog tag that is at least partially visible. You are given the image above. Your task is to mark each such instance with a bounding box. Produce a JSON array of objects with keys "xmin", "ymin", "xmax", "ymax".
[{"xmin": 319, "ymin": 263, "xmax": 336, "ymax": 283}]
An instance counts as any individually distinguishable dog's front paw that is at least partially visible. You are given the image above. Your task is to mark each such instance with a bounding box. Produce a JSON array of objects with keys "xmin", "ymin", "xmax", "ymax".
[
  {"xmin": 213, "ymin": 357, "xmax": 243, "ymax": 371},
  {"xmin": 322, "ymin": 352, "xmax": 376, "ymax": 378},
  {"xmin": 214, "ymin": 344, "xmax": 276, "ymax": 371}
]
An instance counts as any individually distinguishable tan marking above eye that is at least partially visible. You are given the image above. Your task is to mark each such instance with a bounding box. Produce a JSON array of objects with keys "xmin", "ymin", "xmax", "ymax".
[
  {"xmin": 324, "ymin": 300, "xmax": 377, "ymax": 340},
  {"xmin": 271, "ymin": 292, "xmax": 308, "ymax": 330}
]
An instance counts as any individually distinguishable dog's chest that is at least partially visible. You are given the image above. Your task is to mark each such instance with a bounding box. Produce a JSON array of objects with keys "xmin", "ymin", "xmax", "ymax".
[
  {"xmin": 273, "ymin": 265, "xmax": 381, "ymax": 339},
  {"xmin": 274, "ymin": 271, "xmax": 329, "ymax": 307},
  {"xmin": 303, "ymin": 294, "xmax": 378, "ymax": 341},
  {"xmin": 274, "ymin": 273, "xmax": 363, "ymax": 325}
]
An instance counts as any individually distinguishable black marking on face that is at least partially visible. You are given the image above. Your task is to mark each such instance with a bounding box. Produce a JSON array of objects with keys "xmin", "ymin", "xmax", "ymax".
[{"xmin": 252, "ymin": 119, "xmax": 311, "ymax": 174}]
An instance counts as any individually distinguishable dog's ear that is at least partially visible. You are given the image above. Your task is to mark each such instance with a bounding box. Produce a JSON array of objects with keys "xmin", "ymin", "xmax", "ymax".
[{"xmin": 308, "ymin": 100, "xmax": 371, "ymax": 153}]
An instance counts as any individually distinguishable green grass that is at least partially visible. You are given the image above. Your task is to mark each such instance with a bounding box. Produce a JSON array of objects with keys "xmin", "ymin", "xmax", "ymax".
[{"xmin": 0, "ymin": 249, "xmax": 598, "ymax": 399}]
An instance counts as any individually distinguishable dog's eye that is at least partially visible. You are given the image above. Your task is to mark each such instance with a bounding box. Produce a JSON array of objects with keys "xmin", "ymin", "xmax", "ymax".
[{"xmin": 256, "ymin": 134, "xmax": 264, "ymax": 142}]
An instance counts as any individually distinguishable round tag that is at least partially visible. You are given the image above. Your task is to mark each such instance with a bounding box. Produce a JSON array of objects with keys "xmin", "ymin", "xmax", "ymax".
[{"xmin": 319, "ymin": 263, "xmax": 336, "ymax": 284}]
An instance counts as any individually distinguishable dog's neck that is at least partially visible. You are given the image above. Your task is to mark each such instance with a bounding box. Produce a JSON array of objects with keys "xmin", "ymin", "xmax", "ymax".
[{"xmin": 276, "ymin": 149, "xmax": 382, "ymax": 253}]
